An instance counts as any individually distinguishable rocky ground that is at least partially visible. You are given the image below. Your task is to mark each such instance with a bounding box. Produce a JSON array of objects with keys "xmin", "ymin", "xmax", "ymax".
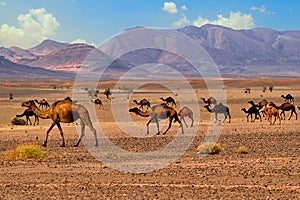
[{"xmin": 0, "ymin": 79, "xmax": 299, "ymax": 199}]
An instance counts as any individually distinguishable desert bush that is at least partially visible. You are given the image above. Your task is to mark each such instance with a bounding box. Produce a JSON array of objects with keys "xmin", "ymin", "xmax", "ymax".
[
  {"xmin": 4, "ymin": 144, "xmax": 47, "ymax": 160},
  {"xmin": 197, "ymin": 142, "xmax": 223, "ymax": 155},
  {"xmin": 11, "ymin": 117, "xmax": 26, "ymax": 125},
  {"xmin": 237, "ymin": 146, "xmax": 249, "ymax": 154}
]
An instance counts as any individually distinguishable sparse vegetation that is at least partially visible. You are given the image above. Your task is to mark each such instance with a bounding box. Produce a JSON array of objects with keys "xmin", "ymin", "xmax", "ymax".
[
  {"xmin": 104, "ymin": 88, "xmax": 112, "ymax": 99},
  {"xmin": 269, "ymin": 85, "xmax": 274, "ymax": 92},
  {"xmin": 4, "ymin": 144, "xmax": 47, "ymax": 160},
  {"xmin": 237, "ymin": 146, "xmax": 249, "ymax": 154},
  {"xmin": 197, "ymin": 142, "xmax": 223, "ymax": 155},
  {"xmin": 11, "ymin": 117, "xmax": 26, "ymax": 125}
]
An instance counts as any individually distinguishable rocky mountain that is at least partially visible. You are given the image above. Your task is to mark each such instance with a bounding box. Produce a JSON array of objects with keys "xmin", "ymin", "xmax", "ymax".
[
  {"xmin": 0, "ymin": 56, "xmax": 74, "ymax": 80},
  {"xmin": 1, "ymin": 24, "xmax": 300, "ymax": 80}
]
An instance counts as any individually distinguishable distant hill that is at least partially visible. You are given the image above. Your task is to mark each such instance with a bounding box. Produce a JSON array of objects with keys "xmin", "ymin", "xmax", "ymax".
[
  {"xmin": 0, "ymin": 56, "xmax": 74, "ymax": 80},
  {"xmin": 1, "ymin": 24, "xmax": 300, "ymax": 80}
]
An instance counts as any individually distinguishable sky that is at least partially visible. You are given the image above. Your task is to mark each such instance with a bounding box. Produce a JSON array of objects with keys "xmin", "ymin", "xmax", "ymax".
[{"xmin": 0, "ymin": 0, "xmax": 299, "ymax": 49}]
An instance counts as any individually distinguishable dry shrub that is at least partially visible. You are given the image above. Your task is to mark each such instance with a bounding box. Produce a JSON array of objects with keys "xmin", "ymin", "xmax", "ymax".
[
  {"xmin": 11, "ymin": 117, "xmax": 26, "ymax": 125},
  {"xmin": 4, "ymin": 144, "xmax": 47, "ymax": 160},
  {"xmin": 197, "ymin": 142, "xmax": 223, "ymax": 155},
  {"xmin": 237, "ymin": 146, "xmax": 249, "ymax": 154}
]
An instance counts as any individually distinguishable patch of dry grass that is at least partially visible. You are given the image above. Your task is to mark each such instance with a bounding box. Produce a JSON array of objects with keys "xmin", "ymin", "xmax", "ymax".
[
  {"xmin": 197, "ymin": 142, "xmax": 223, "ymax": 155},
  {"xmin": 237, "ymin": 146, "xmax": 249, "ymax": 154},
  {"xmin": 4, "ymin": 144, "xmax": 47, "ymax": 160}
]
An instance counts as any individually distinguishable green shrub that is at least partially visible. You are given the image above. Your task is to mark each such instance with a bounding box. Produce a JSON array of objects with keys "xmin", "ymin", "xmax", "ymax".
[
  {"xmin": 11, "ymin": 117, "xmax": 26, "ymax": 125},
  {"xmin": 237, "ymin": 146, "xmax": 249, "ymax": 154},
  {"xmin": 4, "ymin": 144, "xmax": 47, "ymax": 160},
  {"xmin": 197, "ymin": 142, "xmax": 223, "ymax": 155}
]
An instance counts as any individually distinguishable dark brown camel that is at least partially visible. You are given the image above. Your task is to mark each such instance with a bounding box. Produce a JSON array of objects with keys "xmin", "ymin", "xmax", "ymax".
[
  {"xmin": 277, "ymin": 102, "xmax": 297, "ymax": 120},
  {"xmin": 204, "ymin": 103, "xmax": 231, "ymax": 123},
  {"xmin": 201, "ymin": 97, "xmax": 217, "ymax": 107},
  {"xmin": 91, "ymin": 98, "xmax": 103, "ymax": 110},
  {"xmin": 129, "ymin": 103, "xmax": 183, "ymax": 135},
  {"xmin": 178, "ymin": 106, "xmax": 194, "ymax": 127},
  {"xmin": 241, "ymin": 106, "xmax": 261, "ymax": 122},
  {"xmin": 281, "ymin": 94, "xmax": 294, "ymax": 103},
  {"xmin": 133, "ymin": 99, "xmax": 151, "ymax": 110},
  {"xmin": 34, "ymin": 99, "xmax": 50, "ymax": 110},
  {"xmin": 160, "ymin": 97, "xmax": 176, "ymax": 107},
  {"xmin": 21, "ymin": 99, "xmax": 98, "ymax": 147},
  {"xmin": 16, "ymin": 109, "xmax": 39, "ymax": 125}
]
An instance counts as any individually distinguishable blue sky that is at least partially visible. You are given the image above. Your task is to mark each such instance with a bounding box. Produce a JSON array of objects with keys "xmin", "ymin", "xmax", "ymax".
[{"xmin": 0, "ymin": 0, "xmax": 299, "ymax": 48}]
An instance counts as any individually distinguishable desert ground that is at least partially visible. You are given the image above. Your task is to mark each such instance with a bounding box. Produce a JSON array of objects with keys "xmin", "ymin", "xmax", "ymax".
[{"xmin": 0, "ymin": 79, "xmax": 299, "ymax": 199}]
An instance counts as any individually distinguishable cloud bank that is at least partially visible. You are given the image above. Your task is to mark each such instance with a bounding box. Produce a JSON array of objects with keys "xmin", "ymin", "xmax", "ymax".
[{"xmin": 0, "ymin": 8, "xmax": 59, "ymax": 48}]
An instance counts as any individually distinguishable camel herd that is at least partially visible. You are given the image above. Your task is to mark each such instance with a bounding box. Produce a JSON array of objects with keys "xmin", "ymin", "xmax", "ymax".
[{"xmin": 14, "ymin": 92, "xmax": 299, "ymax": 147}]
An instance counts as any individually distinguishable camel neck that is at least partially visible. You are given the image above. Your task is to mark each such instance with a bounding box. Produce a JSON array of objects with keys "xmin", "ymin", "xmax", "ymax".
[
  {"xmin": 30, "ymin": 102, "xmax": 51, "ymax": 119},
  {"xmin": 134, "ymin": 109, "xmax": 151, "ymax": 117}
]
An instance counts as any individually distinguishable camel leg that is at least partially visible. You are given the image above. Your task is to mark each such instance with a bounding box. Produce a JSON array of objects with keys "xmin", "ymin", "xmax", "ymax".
[
  {"xmin": 146, "ymin": 119, "xmax": 152, "ymax": 135},
  {"xmin": 155, "ymin": 119, "xmax": 160, "ymax": 135},
  {"xmin": 26, "ymin": 116, "xmax": 32, "ymax": 125},
  {"xmin": 43, "ymin": 122, "xmax": 56, "ymax": 147},
  {"xmin": 74, "ymin": 122, "xmax": 85, "ymax": 147},
  {"xmin": 163, "ymin": 117, "xmax": 173, "ymax": 135},
  {"xmin": 189, "ymin": 114, "xmax": 194, "ymax": 127},
  {"xmin": 55, "ymin": 122, "xmax": 66, "ymax": 147},
  {"xmin": 181, "ymin": 116, "xmax": 188, "ymax": 128},
  {"xmin": 35, "ymin": 116, "xmax": 39, "ymax": 125},
  {"xmin": 82, "ymin": 119, "xmax": 99, "ymax": 147},
  {"xmin": 227, "ymin": 112, "xmax": 231, "ymax": 123}
]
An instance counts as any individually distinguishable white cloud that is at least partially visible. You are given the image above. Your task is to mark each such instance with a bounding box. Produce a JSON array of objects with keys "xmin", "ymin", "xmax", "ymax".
[
  {"xmin": 0, "ymin": 2, "xmax": 6, "ymax": 6},
  {"xmin": 172, "ymin": 15, "xmax": 190, "ymax": 27},
  {"xmin": 193, "ymin": 11, "xmax": 255, "ymax": 30},
  {"xmin": 250, "ymin": 5, "xmax": 274, "ymax": 15},
  {"xmin": 71, "ymin": 38, "xmax": 96, "ymax": 47},
  {"xmin": 181, "ymin": 5, "xmax": 188, "ymax": 11},
  {"xmin": 0, "ymin": 8, "xmax": 59, "ymax": 48},
  {"xmin": 163, "ymin": 2, "xmax": 178, "ymax": 14}
]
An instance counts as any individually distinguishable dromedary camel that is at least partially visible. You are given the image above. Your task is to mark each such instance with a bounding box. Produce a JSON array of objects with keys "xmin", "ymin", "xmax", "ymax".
[
  {"xmin": 160, "ymin": 97, "xmax": 176, "ymax": 107},
  {"xmin": 241, "ymin": 106, "xmax": 261, "ymax": 122},
  {"xmin": 129, "ymin": 103, "xmax": 183, "ymax": 135},
  {"xmin": 34, "ymin": 99, "xmax": 50, "ymax": 109},
  {"xmin": 91, "ymin": 98, "xmax": 103, "ymax": 110},
  {"xmin": 201, "ymin": 97, "xmax": 217, "ymax": 107},
  {"xmin": 133, "ymin": 99, "xmax": 151, "ymax": 110},
  {"xmin": 277, "ymin": 102, "xmax": 297, "ymax": 120},
  {"xmin": 178, "ymin": 106, "xmax": 194, "ymax": 127},
  {"xmin": 259, "ymin": 104, "xmax": 281, "ymax": 125},
  {"xmin": 16, "ymin": 109, "xmax": 39, "ymax": 125},
  {"xmin": 281, "ymin": 94, "xmax": 294, "ymax": 103},
  {"xmin": 204, "ymin": 103, "xmax": 231, "ymax": 123},
  {"xmin": 21, "ymin": 99, "xmax": 98, "ymax": 147}
]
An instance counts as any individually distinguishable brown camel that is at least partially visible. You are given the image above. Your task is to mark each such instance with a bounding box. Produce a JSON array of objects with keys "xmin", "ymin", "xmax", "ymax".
[
  {"xmin": 129, "ymin": 103, "xmax": 183, "ymax": 135},
  {"xmin": 277, "ymin": 102, "xmax": 297, "ymax": 120},
  {"xmin": 16, "ymin": 109, "xmax": 39, "ymax": 125},
  {"xmin": 91, "ymin": 98, "xmax": 103, "ymax": 110},
  {"xmin": 281, "ymin": 94, "xmax": 294, "ymax": 103},
  {"xmin": 21, "ymin": 99, "xmax": 98, "ymax": 147},
  {"xmin": 178, "ymin": 106, "xmax": 194, "ymax": 127},
  {"xmin": 34, "ymin": 99, "xmax": 50, "ymax": 109},
  {"xmin": 241, "ymin": 106, "xmax": 261, "ymax": 122},
  {"xmin": 201, "ymin": 97, "xmax": 217, "ymax": 107},
  {"xmin": 160, "ymin": 97, "xmax": 176, "ymax": 107},
  {"xmin": 259, "ymin": 105, "xmax": 281, "ymax": 125},
  {"xmin": 204, "ymin": 103, "xmax": 231, "ymax": 123},
  {"xmin": 133, "ymin": 99, "xmax": 151, "ymax": 110}
]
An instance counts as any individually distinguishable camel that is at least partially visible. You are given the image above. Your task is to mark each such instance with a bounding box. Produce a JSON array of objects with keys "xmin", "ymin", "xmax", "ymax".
[
  {"xmin": 277, "ymin": 102, "xmax": 297, "ymax": 120},
  {"xmin": 204, "ymin": 103, "xmax": 231, "ymax": 123},
  {"xmin": 133, "ymin": 99, "xmax": 151, "ymax": 111},
  {"xmin": 160, "ymin": 97, "xmax": 176, "ymax": 107},
  {"xmin": 178, "ymin": 106, "xmax": 194, "ymax": 127},
  {"xmin": 241, "ymin": 106, "xmax": 261, "ymax": 122},
  {"xmin": 91, "ymin": 98, "xmax": 103, "ymax": 110},
  {"xmin": 281, "ymin": 94, "xmax": 294, "ymax": 103},
  {"xmin": 34, "ymin": 99, "xmax": 50, "ymax": 110},
  {"xmin": 249, "ymin": 100, "xmax": 275, "ymax": 119},
  {"xmin": 21, "ymin": 99, "xmax": 98, "ymax": 147},
  {"xmin": 129, "ymin": 103, "xmax": 183, "ymax": 135},
  {"xmin": 201, "ymin": 97, "xmax": 217, "ymax": 107},
  {"xmin": 259, "ymin": 105, "xmax": 281, "ymax": 125},
  {"xmin": 16, "ymin": 109, "xmax": 39, "ymax": 125}
]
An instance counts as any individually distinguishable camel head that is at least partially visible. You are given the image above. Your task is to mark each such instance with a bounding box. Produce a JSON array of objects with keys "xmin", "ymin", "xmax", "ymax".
[
  {"xmin": 21, "ymin": 100, "xmax": 35, "ymax": 108},
  {"xmin": 241, "ymin": 108, "xmax": 247, "ymax": 112},
  {"xmin": 129, "ymin": 107, "xmax": 140, "ymax": 113},
  {"xmin": 133, "ymin": 100, "xmax": 138, "ymax": 104},
  {"xmin": 248, "ymin": 100, "xmax": 255, "ymax": 105}
]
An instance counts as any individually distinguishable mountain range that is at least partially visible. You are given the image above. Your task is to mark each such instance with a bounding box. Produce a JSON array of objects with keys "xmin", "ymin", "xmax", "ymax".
[{"xmin": 1, "ymin": 24, "xmax": 300, "ymax": 80}]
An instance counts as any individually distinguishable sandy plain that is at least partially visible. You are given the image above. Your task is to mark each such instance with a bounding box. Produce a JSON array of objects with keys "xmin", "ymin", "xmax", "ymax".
[{"xmin": 0, "ymin": 79, "xmax": 299, "ymax": 199}]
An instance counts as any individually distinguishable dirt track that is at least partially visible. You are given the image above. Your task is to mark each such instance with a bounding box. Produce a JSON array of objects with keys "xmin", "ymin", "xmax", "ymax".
[{"xmin": 0, "ymin": 79, "xmax": 299, "ymax": 199}]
